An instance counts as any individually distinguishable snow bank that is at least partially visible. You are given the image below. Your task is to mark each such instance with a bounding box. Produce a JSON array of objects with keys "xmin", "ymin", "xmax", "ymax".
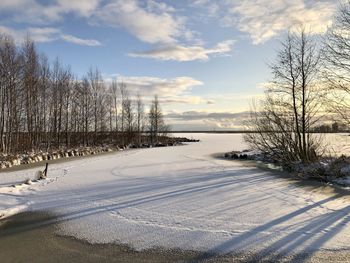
[{"xmin": 0, "ymin": 146, "xmax": 115, "ymax": 170}]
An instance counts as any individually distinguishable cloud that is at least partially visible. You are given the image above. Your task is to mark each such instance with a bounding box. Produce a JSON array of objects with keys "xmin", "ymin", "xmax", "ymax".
[
  {"xmin": 0, "ymin": 26, "xmax": 60, "ymax": 43},
  {"xmin": 26, "ymin": 27, "xmax": 61, "ymax": 42},
  {"xmin": 61, "ymin": 34, "xmax": 102, "ymax": 46},
  {"xmin": 0, "ymin": 1, "xmax": 192, "ymax": 45},
  {"xmin": 192, "ymin": 0, "xmax": 220, "ymax": 17},
  {"xmin": 129, "ymin": 40, "xmax": 234, "ymax": 61},
  {"xmin": 0, "ymin": 0, "xmax": 336, "ymax": 47},
  {"xmin": 0, "ymin": 0, "xmax": 101, "ymax": 24},
  {"xmin": 165, "ymin": 110, "xmax": 252, "ymax": 130},
  {"xmin": 166, "ymin": 111, "xmax": 250, "ymax": 121},
  {"xmin": 0, "ymin": 0, "xmax": 31, "ymax": 10},
  {"xmin": 115, "ymin": 75, "xmax": 203, "ymax": 98},
  {"xmin": 0, "ymin": 26, "xmax": 101, "ymax": 46},
  {"xmin": 94, "ymin": 0, "xmax": 188, "ymax": 44},
  {"xmin": 56, "ymin": 0, "xmax": 100, "ymax": 17},
  {"xmin": 256, "ymin": 82, "xmax": 276, "ymax": 90},
  {"xmin": 160, "ymin": 96, "xmax": 214, "ymax": 105},
  {"xmin": 223, "ymin": 0, "xmax": 336, "ymax": 44},
  {"xmin": 104, "ymin": 75, "xmax": 212, "ymax": 105},
  {"xmin": 104, "ymin": 75, "xmax": 215, "ymax": 106}
]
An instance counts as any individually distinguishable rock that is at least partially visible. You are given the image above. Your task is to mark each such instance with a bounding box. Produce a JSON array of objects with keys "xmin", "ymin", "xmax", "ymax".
[
  {"xmin": 239, "ymin": 154, "xmax": 248, "ymax": 159},
  {"xmin": 232, "ymin": 153, "xmax": 239, "ymax": 159},
  {"xmin": 340, "ymin": 165, "xmax": 350, "ymax": 177}
]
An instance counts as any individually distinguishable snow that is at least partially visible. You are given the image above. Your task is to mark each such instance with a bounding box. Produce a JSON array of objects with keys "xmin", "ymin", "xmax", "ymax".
[
  {"xmin": 324, "ymin": 133, "xmax": 350, "ymax": 156},
  {"xmin": 0, "ymin": 133, "xmax": 349, "ymax": 256}
]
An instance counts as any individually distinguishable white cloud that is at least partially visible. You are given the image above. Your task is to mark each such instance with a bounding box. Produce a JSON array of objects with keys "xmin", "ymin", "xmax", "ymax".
[
  {"xmin": 0, "ymin": 0, "xmax": 337, "ymax": 47},
  {"xmin": 0, "ymin": 26, "xmax": 101, "ymax": 46},
  {"xmin": 0, "ymin": 0, "xmax": 31, "ymax": 10},
  {"xmin": 56, "ymin": 0, "xmax": 100, "ymax": 17},
  {"xmin": 192, "ymin": 0, "xmax": 220, "ymax": 17},
  {"xmin": 26, "ymin": 27, "xmax": 61, "ymax": 42},
  {"xmin": 0, "ymin": 26, "xmax": 60, "ymax": 43},
  {"xmin": 0, "ymin": 0, "xmax": 102, "ymax": 23},
  {"xmin": 61, "ymin": 34, "xmax": 102, "ymax": 46},
  {"xmin": 116, "ymin": 76, "xmax": 203, "ymax": 98},
  {"xmin": 256, "ymin": 82, "xmax": 276, "ymax": 90},
  {"xmin": 165, "ymin": 110, "xmax": 251, "ymax": 130},
  {"xmin": 223, "ymin": 0, "xmax": 336, "ymax": 44},
  {"xmin": 0, "ymin": 1, "xmax": 191, "ymax": 45},
  {"xmin": 129, "ymin": 40, "xmax": 234, "ymax": 61},
  {"xmin": 161, "ymin": 96, "xmax": 214, "ymax": 105},
  {"xmin": 105, "ymin": 74, "xmax": 210, "ymax": 105},
  {"xmin": 94, "ymin": 0, "xmax": 188, "ymax": 44}
]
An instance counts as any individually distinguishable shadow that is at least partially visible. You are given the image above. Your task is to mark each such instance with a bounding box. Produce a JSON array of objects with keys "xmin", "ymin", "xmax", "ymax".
[
  {"xmin": 1, "ymin": 158, "xmax": 349, "ymax": 262},
  {"xmin": 1, "ymin": 166, "xmax": 268, "ymax": 237},
  {"xmin": 194, "ymin": 194, "xmax": 349, "ymax": 262}
]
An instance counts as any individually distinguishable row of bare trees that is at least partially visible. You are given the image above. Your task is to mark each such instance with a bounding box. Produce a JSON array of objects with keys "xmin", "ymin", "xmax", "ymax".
[
  {"xmin": 0, "ymin": 34, "xmax": 168, "ymax": 154},
  {"xmin": 245, "ymin": 1, "xmax": 350, "ymax": 165}
]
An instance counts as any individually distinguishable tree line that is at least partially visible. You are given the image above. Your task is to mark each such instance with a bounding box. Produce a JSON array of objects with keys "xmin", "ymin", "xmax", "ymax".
[
  {"xmin": 0, "ymin": 35, "xmax": 168, "ymax": 154},
  {"xmin": 245, "ymin": 1, "xmax": 350, "ymax": 165}
]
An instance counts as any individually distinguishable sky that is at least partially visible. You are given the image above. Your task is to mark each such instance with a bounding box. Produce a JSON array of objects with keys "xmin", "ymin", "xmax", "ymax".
[{"xmin": 0, "ymin": 0, "xmax": 338, "ymax": 130}]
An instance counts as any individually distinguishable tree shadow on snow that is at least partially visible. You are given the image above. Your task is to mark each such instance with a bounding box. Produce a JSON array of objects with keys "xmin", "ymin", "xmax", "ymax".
[
  {"xmin": 1, "ymin": 165, "xmax": 349, "ymax": 262},
  {"xmin": 194, "ymin": 194, "xmax": 350, "ymax": 262}
]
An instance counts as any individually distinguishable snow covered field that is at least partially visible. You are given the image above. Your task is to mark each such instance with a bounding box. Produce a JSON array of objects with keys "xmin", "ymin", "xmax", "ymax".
[{"xmin": 0, "ymin": 133, "xmax": 349, "ymax": 259}]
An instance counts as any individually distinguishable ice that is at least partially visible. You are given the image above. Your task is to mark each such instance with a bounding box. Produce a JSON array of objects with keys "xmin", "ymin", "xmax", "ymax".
[{"xmin": 0, "ymin": 133, "xmax": 349, "ymax": 256}]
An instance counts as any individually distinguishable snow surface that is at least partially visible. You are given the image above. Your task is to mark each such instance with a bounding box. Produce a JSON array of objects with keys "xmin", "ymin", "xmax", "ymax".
[{"xmin": 0, "ymin": 133, "xmax": 349, "ymax": 256}]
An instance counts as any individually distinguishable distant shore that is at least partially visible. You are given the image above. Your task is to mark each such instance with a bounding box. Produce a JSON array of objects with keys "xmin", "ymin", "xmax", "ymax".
[{"xmin": 171, "ymin": 130, "xmax": 350, "ymax": 134}]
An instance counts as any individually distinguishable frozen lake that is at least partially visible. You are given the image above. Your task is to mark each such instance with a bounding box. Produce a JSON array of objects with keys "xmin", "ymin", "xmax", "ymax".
[{"xmin": 0, "ymin": 133, "xmax": 349, "ymax": 261}]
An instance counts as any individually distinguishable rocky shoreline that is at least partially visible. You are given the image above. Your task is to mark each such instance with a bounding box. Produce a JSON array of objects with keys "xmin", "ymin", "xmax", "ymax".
[{"xmin": 224, "ymin": 150, "xmax": 350, "ymax": 188}]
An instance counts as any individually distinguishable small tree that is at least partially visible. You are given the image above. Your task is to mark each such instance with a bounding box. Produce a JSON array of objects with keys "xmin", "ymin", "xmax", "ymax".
[
  {"xmin": 244, "ymin": 29, "xmax": 324, "ymax": 165},
  {"xmin": 148, "ymin": 95, "xmax": 167, "ymax": 145}
]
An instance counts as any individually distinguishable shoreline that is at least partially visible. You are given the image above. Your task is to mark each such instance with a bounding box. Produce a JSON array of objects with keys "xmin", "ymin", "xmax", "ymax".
[
  {"xmin": 0, "ymin": 142, "xmax": 191, "ymax": 174},
  {"xmin": 0, "ymin": 148, "xmax": 125, "ymax": 174},
  {"xmin": 213, "ymin": 152, "xmax": 350, "ymax": 198}
]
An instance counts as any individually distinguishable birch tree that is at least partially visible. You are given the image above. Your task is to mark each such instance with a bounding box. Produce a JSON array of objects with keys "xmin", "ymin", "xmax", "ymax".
[{"xmin": 244, "ymin": 29, "xmax": 324, "ymax": 165}]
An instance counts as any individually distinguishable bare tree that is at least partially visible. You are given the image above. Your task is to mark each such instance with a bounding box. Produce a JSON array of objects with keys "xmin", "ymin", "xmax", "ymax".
[
  {"xmin": 22, "ymin": 36, "xmax": 40, "ymax": 150},
  {"xmin": 85, "ymin": 67, "xmax": 105, "ymax": 144},
  {"xmin": 0, "ymin": 34, "xmax": 22, "ymax": 153},
  {"xmin": 79, "ymin": 79, "xmax": 93, "ymax": 146},
  {"xmin": 119, "ymin": 81, "xmax": 127, "ymax": 135},
  {"xmin": 149, "ymin": 95, "xmax": 167, "ymax": 145},
  {"xmin": 244, "ymin": 29, "xmax": 324, "ymax": 165},
  {"xmin": 136, "ymin": 93, "xmax": 145, "ymax": 145},
  {"xmin": 110, "ymin": 78, "xmax": 119, "ymax": 133},
  {"xmin": 0, "ymin": 32, "xmax": 172, "ymax": 154},
  {"xmin": 121, "ymin": 85, "xmax": 135, "ymax": 145},
  {"xmin": 323, "ymin": 1, "xmax": 350, "ymax": 125},
  {"xmin": 37, "ymin": 54, "xmax": 51, "ymax": 150}
]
